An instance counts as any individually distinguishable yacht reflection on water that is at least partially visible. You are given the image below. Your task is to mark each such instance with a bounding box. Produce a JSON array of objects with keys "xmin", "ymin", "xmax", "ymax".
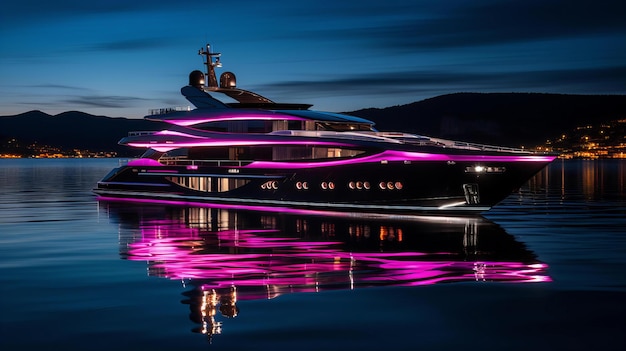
[{"xmin": 100, "ymin": 201, "xmax": 550, "ymax": 342}]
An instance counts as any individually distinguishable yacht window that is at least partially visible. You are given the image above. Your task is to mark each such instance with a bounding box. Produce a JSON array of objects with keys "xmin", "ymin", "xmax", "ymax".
[
  {"xmin": 272, "ymin": 146, "xmax": 364, "ymax": 161},
  {"xmin": 195, "ymin": 121, "xmax": 229, "ymax": 132},
  {"xmin": 167, "ymin": 176, "xmax": 250, "ymax": 193},
  {"xmin": 316, "ymin": 122, "xmax": 372, "ymax": 131}
]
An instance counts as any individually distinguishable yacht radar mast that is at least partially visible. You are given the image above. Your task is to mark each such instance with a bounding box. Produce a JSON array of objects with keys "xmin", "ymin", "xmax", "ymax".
[
  {"xmin": 199, "ymin": 44, "xmax": 221, "ymax": 88},
  {"xmin": 190, "ymin": 43, "xmax": 311, "ymax": 108}
]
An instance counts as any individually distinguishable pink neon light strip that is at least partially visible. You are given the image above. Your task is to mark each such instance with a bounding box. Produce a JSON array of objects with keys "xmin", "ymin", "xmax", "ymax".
[
  {"xmin": 155, "ymin": 130, "xmax": 206, "ymax": 138},
  {"xmin": 243, "ymin": 150, "xmax": 557, "ymax": 169},
  {"xmin": 127, "ymin": 140, "xmax": 350, "ymax": 150},
  {"xmin": 97, "ymin": 195, "xmax": 404, "ymax": 219},
  {"xmin": 164, "ymin": 114, "xmax": 306, "ymax": 127},
  {"xmin": 127, "ymin": 158, "xmax": 163, "ymax": 166},
  {"xmin": 128, "ymin": 150, "xmax": 556, "ymax": 169}
]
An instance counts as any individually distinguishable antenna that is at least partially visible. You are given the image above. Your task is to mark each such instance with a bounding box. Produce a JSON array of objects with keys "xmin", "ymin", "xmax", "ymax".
[{"xmin": 198, "ymin": 44, "xmax": 221, "ymax": 88}]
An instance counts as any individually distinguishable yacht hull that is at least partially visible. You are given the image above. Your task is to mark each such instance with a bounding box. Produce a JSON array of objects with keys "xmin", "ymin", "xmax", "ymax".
[{"xmin": 94, "ymin": 157, "xmax": 550, "ymax": 214}]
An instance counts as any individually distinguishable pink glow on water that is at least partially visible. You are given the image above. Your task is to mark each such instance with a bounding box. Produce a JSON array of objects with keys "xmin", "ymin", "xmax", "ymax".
[{"xmin": 119, "ymin": 212, "xmax": 551, "ymax": 297}]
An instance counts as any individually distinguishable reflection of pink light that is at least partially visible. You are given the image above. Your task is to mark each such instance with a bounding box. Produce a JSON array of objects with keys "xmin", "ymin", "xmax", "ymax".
[
  {"xmin": 244, "ymin": 150, "xmax": 557, "ymax": 169},
  {"xmin": 121, "ymin": 218, "xmax": 551, "ymax": 295}
]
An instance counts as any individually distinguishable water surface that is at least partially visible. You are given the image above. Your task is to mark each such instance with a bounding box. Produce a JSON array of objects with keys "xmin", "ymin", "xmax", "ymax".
[{"xmin": 1, "ymin": 158, "xmax": 624, "ymax": 350}]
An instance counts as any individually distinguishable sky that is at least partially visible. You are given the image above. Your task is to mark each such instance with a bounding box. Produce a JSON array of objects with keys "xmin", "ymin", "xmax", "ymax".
[{"xmin": 1, "ymin": 0, "xmax": 625, "ymax": 118}]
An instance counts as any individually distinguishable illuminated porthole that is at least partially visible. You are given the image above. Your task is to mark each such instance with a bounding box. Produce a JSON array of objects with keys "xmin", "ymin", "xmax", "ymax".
[
  {"xmin": 321, "ymin": 182, "xmax": 328, "ymax": 190},
  {"xmin": 303, "ymin": 182, "xmax": 309, "ymax": 190},
  {"xmin": 395, "ymin": 182, "xmax": 403, "ymax": 190},
  {"xmin": 356, "ymin": 181, "xmax": 363, "ymax": 190},
  {"xmin": 261, "ymin": 183, "xmax": 267, "ymax": 189},
  {"xmin": 379, "ymin": 182, "xmax": 387, "ymax": 190},
  {"xmin": 272, "ymin": 181, "xmax": 279, "ymax": 189},
  {"xmin": 349, "ymin": 181, "xmax": 355, "ymax": 189},
  {"xmin": 363, "ymin": 181, "xmax": 371, "ymax": 190},
  {"xmin": 296, "ymin": 181, "xmax": 303, "ymax": 190},
  {"xmin": 328, "ymin": 182, "xmax": 335, "ymax": 190},
  {"xmin": 387, "ymin": 182, "xmax": 395, "ymax": 190}
]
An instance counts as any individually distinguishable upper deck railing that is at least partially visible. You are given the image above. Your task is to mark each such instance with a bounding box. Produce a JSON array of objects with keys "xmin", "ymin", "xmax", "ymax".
[
  {"xmin": 432, "ymin": 138, "xmax": 531, "ymax": 153},
  {"xmin": 128, "ymin": 131, "xmax": 157, "ymax": 136},
  {"xmin": 148, "ymin": 106, "xmax": 191, "ymax": 116},
  {"xmin": 159, "ymin": 157, "xmax": 252, "ymax": 167},
  {"xmin": 119, "ymin": 157, "xmax": 252, "ymax": 167},
  {"xmin": 375, "ymin": 132, "xmax": 531, "ymax": 153}
]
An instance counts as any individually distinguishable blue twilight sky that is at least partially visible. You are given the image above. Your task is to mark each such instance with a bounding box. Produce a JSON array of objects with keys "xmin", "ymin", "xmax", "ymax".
[{"xmin": 1, "ymin": 0, "xmax": 625, "ymax": 118}]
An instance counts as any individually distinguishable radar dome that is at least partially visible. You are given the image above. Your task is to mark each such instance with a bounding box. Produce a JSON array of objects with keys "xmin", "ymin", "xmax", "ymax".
[
  {"xmin": 189, "ymin": 70, "xmax": 205, "ymax": 88},
  {"xmin": 220, "ymin": 72, "xmax": 237, "ymax": 88}
]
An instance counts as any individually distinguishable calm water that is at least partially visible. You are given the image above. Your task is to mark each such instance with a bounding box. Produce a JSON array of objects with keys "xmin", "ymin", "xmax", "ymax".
[{"xmin": 1, "ymin": 158, "xmax": 624, "ymax": 351}]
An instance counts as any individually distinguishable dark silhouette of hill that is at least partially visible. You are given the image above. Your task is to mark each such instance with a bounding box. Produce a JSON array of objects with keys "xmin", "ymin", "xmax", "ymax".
[
  {"xmin": 346, "ymin": 93, "xmax": 626, "ymax": 147},
  {"xmin": 2, "ymin": 93, "xmax": 626, "ymax": 155},
  {"xmin": 0, "ymin": 110, "xmax": 163, "ymax": 156}
]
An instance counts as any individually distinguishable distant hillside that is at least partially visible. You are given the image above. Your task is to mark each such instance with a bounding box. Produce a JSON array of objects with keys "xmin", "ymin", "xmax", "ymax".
[
  {"xmin": 346, "ymin": 93, "xmax": 626, "ymax": 147},
  {"xmin": 1, "ymin": 93, "xmax": 626, "ymax": 155},
  {"xmin": 0, "ymin": 111, "xmax": 163, "ymax": 156}
]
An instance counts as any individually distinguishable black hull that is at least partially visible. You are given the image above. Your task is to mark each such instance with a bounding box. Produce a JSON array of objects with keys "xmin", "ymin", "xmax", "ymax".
[{"xmin": 94, "ymin": 159, "xmax": 550, "ymax": 214}]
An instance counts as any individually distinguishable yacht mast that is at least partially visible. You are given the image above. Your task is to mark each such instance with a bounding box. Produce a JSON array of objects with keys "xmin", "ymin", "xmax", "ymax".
[{"xmin": 199, "ymin": 44, "xmax": 221, "ymax": 88}]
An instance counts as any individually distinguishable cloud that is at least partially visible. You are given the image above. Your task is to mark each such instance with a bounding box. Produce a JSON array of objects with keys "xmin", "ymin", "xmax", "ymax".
[
  {"xmin": 29, "ymin": 84, "xmax": 87, "ymax": 91},
  {"xmin": 3, "ymin": 1, "xmax": 160, "ymax": 18},
  {"xmin": 64, "ymin": 95, "xmax": 150, "ymax": 108},
  {"xmin": 279, "ymin": 0, "xmax": 626, "ymax": 51},
  {"xmin": 90, "ymin": 38, "xmax": 173, "ymax": 52},
  {"xmin": 0, "ymin": 0, "xmax": 245, "ymax": 28},
  {"xmin": 258, "ymin": 64, "xmax": 626, "ymax": 98}
]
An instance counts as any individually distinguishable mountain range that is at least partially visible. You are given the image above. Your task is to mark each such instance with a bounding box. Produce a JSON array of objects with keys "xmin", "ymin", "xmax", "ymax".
[
  {"xmin": 347, "ymin": 93, "xmax": 626, "ymax": 147},
  {"xmin": 2, "ymin": 92, "xmax": 626, "ymax": 156},
  {"xmin": 0, "ymin": 110, "xmax": 166, "ymax": 155}
]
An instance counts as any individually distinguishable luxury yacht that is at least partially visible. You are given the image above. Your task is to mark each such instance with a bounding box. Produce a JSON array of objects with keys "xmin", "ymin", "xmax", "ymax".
[{"xmin": 94, "ymin": 44, "xmax": 556, "ymax": 214}]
